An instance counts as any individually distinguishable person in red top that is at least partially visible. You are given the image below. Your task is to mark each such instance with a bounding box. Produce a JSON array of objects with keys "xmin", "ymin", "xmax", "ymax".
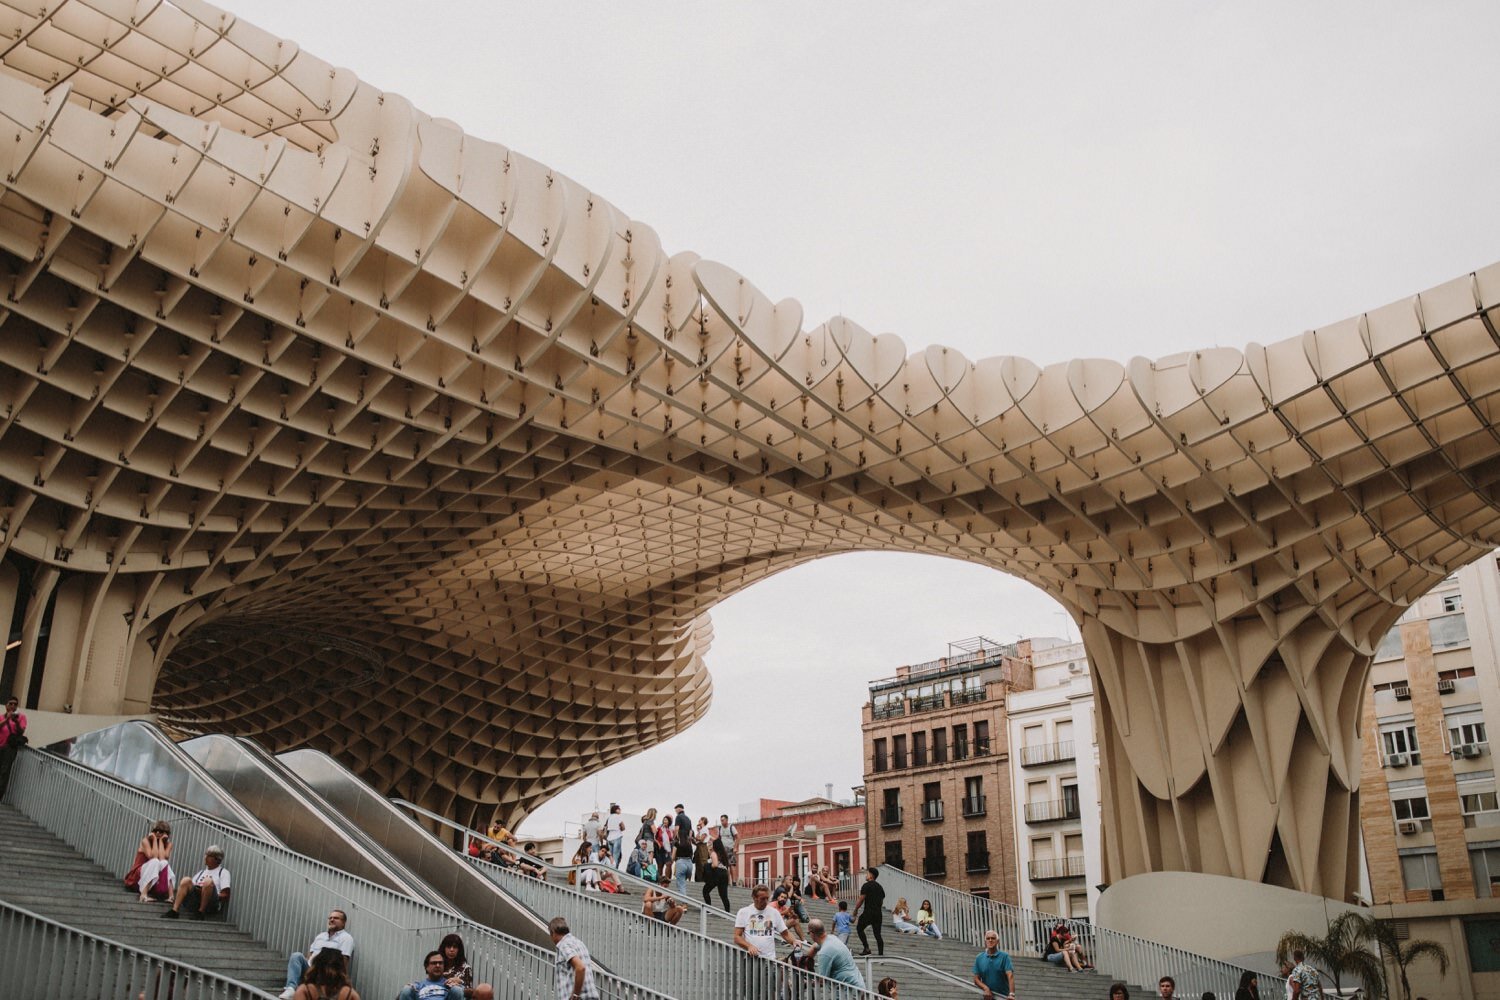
[{"xmin": 0, "ymin": 695, "xmax": 27, "ymax": 795}]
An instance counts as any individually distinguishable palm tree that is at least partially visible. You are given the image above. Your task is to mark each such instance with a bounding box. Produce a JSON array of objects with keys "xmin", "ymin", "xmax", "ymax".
[
  {"xmin": 1277, "ymin": 911, "xmax": 1387, "ymax": 998},
  {"xmin": 1364, "ymin": 916, "xmax": 1449, "ymax": 1000}
]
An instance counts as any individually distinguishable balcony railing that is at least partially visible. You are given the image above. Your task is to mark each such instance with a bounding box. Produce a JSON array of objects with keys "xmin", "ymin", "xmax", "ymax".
[
  {"xmin": 911, "ymin": 693, "xmax": 946, "ymax": 712},
  {"xmin": 966, "ymin": 851, "xmax": 990, "ymax": 873},
  {"xmin": 1024, "ymin": 798, "xmax": 1081, "ymax": 824},
  {"xmin": 1028, "ymin": 855, "xmax": 1087, "ymax": 881},
  {"xmin": 922, "ymin": 800, "xmax": 945, "ymax": 823},
  {"xmin": 953, "ymin": 688, "xmax": 987, "ymax": 706},
  {"xmin": 873, "ymin": 702, "xmax": 906, "ymax": 720},
  {"xmin": 1019, "ymin": 740, "xmax": 1075, "ymax": 767},
  {"xmin": 873, "ymin": 756, "xmax": 888, "ymax": 773},
  {"xmin": 962, "ymin": 795, "xmax": 987, "ymax": 818},
  {"xmin": 884, "ymin": 856, "xmax": 907, "ymax": 871},
  {"xmin": 923, "ymin": 855, "xmax": 947, "ymax": 877},
  {"xmin": 881, "ymin": 807, "xmax": 903, "ymax": 828}
]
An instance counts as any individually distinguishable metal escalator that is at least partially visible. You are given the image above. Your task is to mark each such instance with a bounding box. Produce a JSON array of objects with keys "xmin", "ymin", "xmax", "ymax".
[
  {"xmin": 52, "ymin": 719, "xmax": 280, "ymax": 844},
  {"xmin": 179, "ymin": 733, "xmax": 441, "ymax": 904},
  {"xmin": 274, "ymin": 747, "xmax": 550, "ymax": 946}
]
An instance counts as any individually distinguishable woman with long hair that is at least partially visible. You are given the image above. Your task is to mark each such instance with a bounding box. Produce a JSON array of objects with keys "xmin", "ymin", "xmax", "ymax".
[
  {"xmin": 876, "ymin": 978, "xmax": 898, "ymax": 998},
  {"xmin": 890, "ymin": 897, "xmax": 920, "ymax": 934},
  {"xmin": 1234, "ymin": 970, "xmax": 1259, "ymax": 1000},
  {"xmin": 295, "ymin": 947, "xmax": 359, "ymax": 1000},
  {"xmin": 1108, "ymin": 984, "xmax": 1130, "ymax": 1000},
  {"xmin": 916, "ymin": 899, "xmax": 942, "ymax": 939},
  {"xmin": 437, "ymin": 932, "xmax": 494, "ymax": 1000},
  {"xmin": 130, "ymin": 820, "xmax": 175, "ymax": 902}
]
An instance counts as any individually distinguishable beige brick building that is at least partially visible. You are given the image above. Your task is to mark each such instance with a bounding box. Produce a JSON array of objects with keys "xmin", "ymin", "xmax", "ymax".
[
  {"xmin": 861, "ymin": 637, "xmax": 1034, "ymax": 902},
  {"xmin": 1361, "ymin": 555, "xmax": 1500, "ymax": 904}
]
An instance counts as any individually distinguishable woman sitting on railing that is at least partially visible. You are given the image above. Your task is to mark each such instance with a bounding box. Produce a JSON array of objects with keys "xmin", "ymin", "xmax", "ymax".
[
  {"xmin": 916, "ymin": 900, "xmax": 942, "ymax": 939},
  {"xmin": 125, "ymin": 819, "xmax": 175, "ymax": 902},
  {"xmin": 890, "ymin": 897, "xmax": 921, "ymax": 934},
  {"xmin": 295, "ymin": 946, "xmax": 360, "ymax": 1000}
]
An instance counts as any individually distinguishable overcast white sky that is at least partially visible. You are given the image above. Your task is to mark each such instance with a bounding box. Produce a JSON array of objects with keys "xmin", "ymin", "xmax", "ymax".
[{"xmin": 243, "ymin": 1, "xmax": 1500, "ymax": 834}]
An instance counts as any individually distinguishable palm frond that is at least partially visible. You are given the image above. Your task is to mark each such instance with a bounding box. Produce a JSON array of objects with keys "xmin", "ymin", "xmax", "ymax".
[{"xmin": 1399, "ymin": 939, "xmax": 1450, "ymax": 978}]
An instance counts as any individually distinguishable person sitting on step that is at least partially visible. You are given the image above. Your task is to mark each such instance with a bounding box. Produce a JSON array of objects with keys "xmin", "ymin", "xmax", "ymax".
[
  {"xmin": 162, "ymin": 844, "xmax": 230, "ymax": 919},
  {"xmin": 279, "ymin": 909, "xmax": 354, "ymax": 1000}
]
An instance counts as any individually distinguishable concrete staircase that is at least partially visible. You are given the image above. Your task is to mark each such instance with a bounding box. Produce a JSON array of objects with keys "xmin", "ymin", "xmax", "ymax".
[
  {"xmin": 0, "ymin": 804, "xmax": 286, "ymax": 992},
  {"xmin": 539, "ymin": 865, "xmax": 1144, "ymax": 999}
]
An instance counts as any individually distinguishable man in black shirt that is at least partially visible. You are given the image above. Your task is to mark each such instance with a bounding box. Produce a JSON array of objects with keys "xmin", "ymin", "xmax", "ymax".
[{"xmin": 851, "ymin": 867, "xmax": 886, "ymax": 956}]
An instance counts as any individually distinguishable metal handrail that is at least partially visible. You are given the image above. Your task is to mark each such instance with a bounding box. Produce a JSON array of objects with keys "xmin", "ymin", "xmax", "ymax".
[
  {"xmin": 862, "ymin": 954, "xmax": 989, "ymax": 996},
  {"xmin": 468, "ymin": 852, "xmax": 878, "ymax": 998},
  {"xmin": 5, "ymin": 750, "xmax": 673, "ymax": 1000},
  {"xmin": 0, "ymin": 898, "xmax": 276, "ymax": 999},
  {"xmin": 874, "ymin": 862, "xmax": 1286, "ymax": 999},
  {"xmin": 392, "ymin": 798, "xmax": 721, "ymax": 923}
]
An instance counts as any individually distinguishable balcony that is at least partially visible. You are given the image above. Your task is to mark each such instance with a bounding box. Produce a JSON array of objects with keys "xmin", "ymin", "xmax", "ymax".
[
  {"xmin": 884, "ymin": 855, "xmax": 907, "ymax": 871},
  {"xmin": 966, "ymin": 851, "xmax": 990, "ymax": 873},
  {"xmin": 880, "ymin": 807, "xmax": 903, "ymax": 828},
  {"xmin": 1019, "ymin": 740, "xmax": 1075, "ymax": 767},
  {"xmin": 1024, "ymin": 798, "xmax": 1081, "ymax": 824},
  {"xmin": 962, "ymin": 795, "xmax": 987, "ymax": 818},
  {"xmin": 872, "ymin": 701, "xmax": 906, "ymax": 720},
  {"xmin": 953, "ymin": 687, "xmax": 987, "ymax": 706},
  {"xmin": 1028, "ymin": 855, "xmax": 1087, "ymax": 881},
  {"xmin": 921, "ymin": 800, "xmax": 945, "ymax": 824},
  {"xmin": 911, "ymin": 693, "xmax": 946, "ymax": 713},
  {"xmin": 923, "ymin": 855, "xmax": 947, "ymax": 878}
]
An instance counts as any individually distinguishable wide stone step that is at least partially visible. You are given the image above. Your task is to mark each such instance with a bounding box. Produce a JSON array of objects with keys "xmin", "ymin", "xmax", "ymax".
[{"xmin": 0, "ymin": 803, "xmax": 288, "ymax": 991}]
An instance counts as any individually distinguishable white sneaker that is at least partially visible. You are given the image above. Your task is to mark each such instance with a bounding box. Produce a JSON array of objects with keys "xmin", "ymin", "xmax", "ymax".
[{"xmin": 279, "ymin": 988, "xmax": 296, "ymax": 1000}]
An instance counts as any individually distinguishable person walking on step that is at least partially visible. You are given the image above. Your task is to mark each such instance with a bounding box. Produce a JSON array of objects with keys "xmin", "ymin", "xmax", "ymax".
[
  {"xmin": 397, "ymin": 951, "xmax": 463, "ymax": 1000},
  {"xmin": 162, "ymin": 844, "xmax": 229, "ymax": 919},
  {"xmin": 701, "ymin": 835, "xmax": 731, "ymax": 910},
  {"xmin": 972, "ymin": 928, "xmax": 1015, "ymax": 1000},
  {"xmin": 550, "ymin": 916, "xmax": 599, "ymax": 1000},
  {"xmin": 851, "ymin": 867, "xmax": 885, "ymax": 957},
  {"xmin": 280, "ymin": 909, "xmax": 354, "ymax": 1000},
  {"xmin": 291, "ymin": 946, "xmax": 359, "ymax": 1000},
  {"xmin": 0, "ymin": 695, "xmax": 26, "ymax": 796}
]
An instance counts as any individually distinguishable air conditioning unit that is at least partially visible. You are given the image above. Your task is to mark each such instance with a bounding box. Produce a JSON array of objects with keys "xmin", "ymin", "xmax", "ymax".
[
  {"xmin": 1386, "ymin": 753, "xmax": 1409, "ymax": 768},
  {"xmin": 1397, "ymin": 820, "xmax": 1420, "ymax": 835},
  {"xmin": 1068, "ymin": 662, "xmax": 1084, "ymax": 675},
  {"xmin": 1437, "ymin": 679, "xmax": 1457, "ymax": 694},
  {"xmin": 1454, "ymin": 743, "xmax": 1484, "ymax": 759},
  {"xmin": 1394, "ymin": 685, "xmax": 1412, "ymax": 700}
]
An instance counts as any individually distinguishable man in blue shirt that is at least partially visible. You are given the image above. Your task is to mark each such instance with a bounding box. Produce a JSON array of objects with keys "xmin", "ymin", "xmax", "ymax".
[
  {"xmin": 972, "ymin": 929, "xmax": 1015, "ymax": 999},
  {"xmin": 808, "ymin": 918, "xmax": 866, "ymax": 988}
]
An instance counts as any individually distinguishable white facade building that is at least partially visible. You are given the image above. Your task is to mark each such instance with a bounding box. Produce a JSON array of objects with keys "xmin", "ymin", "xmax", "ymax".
[{"xmin": 1006, "ymin": 636, "xmax": 1105, "ymax": 920}]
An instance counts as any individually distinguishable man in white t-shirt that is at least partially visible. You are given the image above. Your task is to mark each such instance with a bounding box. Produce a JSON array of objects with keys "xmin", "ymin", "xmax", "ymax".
[
  {"xmin": 279, "ymin": 908, "xmax": 355, "ymax": 999},
  {"xmin": 734, "ymin": 884, "xmax": 798, "ymax": 959},
  {"xmin": 162, "ymin": 844, "xmax": 230, "ymax": 919}
]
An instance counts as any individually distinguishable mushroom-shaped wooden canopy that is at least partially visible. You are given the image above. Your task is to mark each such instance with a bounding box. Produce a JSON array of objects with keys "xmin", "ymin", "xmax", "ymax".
[{"xmin": 0, "ymin": 0, "xmax": 1497, "ymax": 899}]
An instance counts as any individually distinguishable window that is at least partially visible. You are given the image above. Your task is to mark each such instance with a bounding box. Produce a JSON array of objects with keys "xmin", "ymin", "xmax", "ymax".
[
  {"xmin": 883, "ymin": 840, "xmax": 904, "ymax": 867},
  {"xmin": 1023, "ymin": 724, "xmax": 1044, "ymax": 748},
  {"xmin": 932, "ymin": 728, "xmax": 948, "ymax": 764},
  {"xmin": 1400, "ymin": 852, "xmax": 1443, "ymax": 898},
  {"xmin": 922, "ymin": 781, "xmax": 943, "ymax": 822},
  {"xmin": 881, "ymin": 788, "xmax": 901, "ymax": 827},
  {"xmin": 953, "ymin": 724, "xmax": 969, "ymax": 760},
  {"xmin": 923, "ymin": 835, "xmax": 946, "ymax": 876},
  {"xmin": 755, "ymin": 859, "xmax": 769, "ymax": 883},
  {"xmin": 1432, "ymin": 613, "xmax": 1470, "ymax": 650},
  {"xmin": 964, "ymin": 776, "xmax": 985, "ymax": 817},
  {"xmin": 1393, "ymin": 796, "xmax": 1431, "ymax": 822},
  {"xmin": 1068, "ymin": 891, "xmax": 1090, "ymax": 919},
  {"xmin": 1472, "ymin": 846, "xmax": 1500, "ymax": 898},
  {"xmin": 913, "ymin": 731, "xmax": 928, "ymax": 767},
  {"xmin": 1033, "ymin": 892, "xmax": 1058, "ymax": 915},
  {"xmin": 1064, "ymin": 833, "xmax": 1084, "ymax": 858},
  {"xmin": 794, "ymin": 853, "xmax": 810, "ymax": 882},
  {"xmin": 975, "ymin": 720, "xmax": 992, "ymax": 755},
  {"xmin": 1061, "ymin": 782, "xmax": 1080, "ymax": 818},
  {"xmin": 1444, "ymin": 593, "xmax": 1464, "ymax": 612},
  {"xmin": 1025, "ymin": 780, "xmax": 1047, "ymax": 805},
  {"xmin": 966, "ymin": 830, "xmax": 989, "ymax": 872},
  {"xmin": 1462, "ymin": 791, "xmax": 1500, "ymax": 828},
  {"xmin": 1055, "ymin": 720, "xmax": 1074, "ymax": 745},
  {"xmin": 1381, "ymin": 724, "xmax": 1421, "ymax": 765},
  {"xmin": 893, "ymin": 734, "xmax": 908, "ymax": 769},
  {"xmin": 1031, "ymin": 836, "xmax": 1055, "ymax": 861},
  {"xmin": 873, "ymin": 738, "xmax": 888, "ymax": 773},
  {"xmin": 1450, "ymin": 714, "xmax": 1489, "ymax": 750}
]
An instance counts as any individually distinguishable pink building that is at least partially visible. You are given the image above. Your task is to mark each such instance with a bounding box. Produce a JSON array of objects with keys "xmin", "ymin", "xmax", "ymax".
[{"xmin": 732, "ymin": 797, "xmax": 866, "ymax": 889}]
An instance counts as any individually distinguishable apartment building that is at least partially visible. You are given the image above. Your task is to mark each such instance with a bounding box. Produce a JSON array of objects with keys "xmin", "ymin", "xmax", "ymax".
[
  {"xmin": 733, "ymin": 796, "xmax": 866, "ymax": 888},
  {"xmin": 1005, "ymin": 637, "xmax": 1104, "ymax": 920},
  {"xmin": 1361, "ymin": 556, "xmax": 1500, "ymax": 904},
  {"xmin": 861, "ymin": 636, "xmax": 1035, "ymax": 901}
]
